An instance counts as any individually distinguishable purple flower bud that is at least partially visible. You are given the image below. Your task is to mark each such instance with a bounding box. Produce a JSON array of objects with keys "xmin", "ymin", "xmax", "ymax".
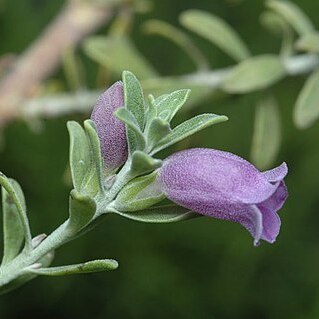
[
  {"xmin": 158, "ymin": 148, "xmax": 288, "ymax": 245},
  {"xmin": 91, "ymin": 81, "xmax": 128, "ymax": 170}
]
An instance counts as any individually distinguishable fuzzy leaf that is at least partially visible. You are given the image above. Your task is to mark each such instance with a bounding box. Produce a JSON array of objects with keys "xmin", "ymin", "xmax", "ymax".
[
  {"xmin": 27, "ymin": 259, "xmax": 118, "ymax": 276},
  {"xmin": 114, "ymin": 107, "xmax": 145, "ymax": 151},
  {"xmin": 0, "ymin": 173, "xmax": 31, "ymax": 250},
  {"xmin": 180, "ymin": 9, "xmax": 250, "ymax": 62},
  {"xmin": 266, "ymin": 0, "xmax": 314, "ymax": 35},
  {"xmin": 84, "ymin": 120, "xmax": 104, "ymax": 193},
  {"xmin": 67, "ymin": 190, "xmax": 96, "ymax": 232},
  {"xmin": 151, "ymin": 114, "xmax": 228, "ymax": 155},
  {"xmin": 123, "ymin": 71, "xmax": 146, "ymax": 154},
  {"xmin": 130, "ymin": 151, "xmax": 162, "ymax": 175},
  {"xmin": 113, "ymin": 172, "xmax": 165, "ymax": 212},
  {"xmin": 113, "ymin": 204, "xmax": 199, "ymax": 223},
  {"xmin": 146, "ymin": 118, "xmax": 171, "ymax": 150},
  {"xmin": 1, "ymin": 179, "xmax": 25, "ymax": 265},
  {"xmin": 142, "ymin": 77, "xmax": 214, "ymax": 109},
  {"xmin": 222, "ymin": 55, "xmax": 286, "ymax": 93},
  {"xmin": 294, "ymin": 69, "xmax": 319, "ymax": 129},
  {"xmin": 251, "ymin": 95, "xmax": 281, "ymax": 170},
  {"xmin": 67, "ymin": 121, "xmax": 91, "ymax": 192},
  {"xmin": 83, "ymin": 36, "xmax": 157, "ymax": 79},
  {"xmin": 155, "ymin": 89, "xmax": 191, "ymax": 122}
]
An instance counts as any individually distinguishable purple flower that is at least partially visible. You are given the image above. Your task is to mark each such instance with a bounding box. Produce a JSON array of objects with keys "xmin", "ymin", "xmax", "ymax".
[
  {"xmin": 91, "ymin": 81, "xmax": 128, "ymax": 171},
  {"xmin": 158, "ymin": 148, "xmax": 288, "ymax": 245}
]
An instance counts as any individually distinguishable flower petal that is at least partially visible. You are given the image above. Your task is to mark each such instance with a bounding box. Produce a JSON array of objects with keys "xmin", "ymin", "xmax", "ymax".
[
  {"xmin": 259, "ymin": 206, "xmax": 281, "ymax": 243},
  {"xmin": 262, "ymin": 162, "xmax": 288, "ymax": 183},
  {"xmin": 258, "ymin": 181, "xmax": 288, "ymax": 212},
  {"xmin": 160, "ymin": 148, "xmax": 278, "ymax": 209},
  {"xmin": 91, "ymin": 81, "xmax": 128, "ymax": 170}
]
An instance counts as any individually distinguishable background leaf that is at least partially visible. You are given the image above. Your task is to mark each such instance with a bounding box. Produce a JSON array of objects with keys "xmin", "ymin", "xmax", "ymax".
[
  {"xmin": 222, "ymin": 55, "xmax": 286, "ymax": 93},
  {"xmin": 251, "ymin": 95, "xmax": 281, "ymax": 170},
  {"xmin": 266, "ymin": 0, "xmax": 314, "ymax": 35},
  {"xmin": 293, "ymin": 69, "xmax": 319, "ymax": 129},
  {"xmin": 180, "ymin": 9, "xmax": 250, "ymax": 62},
  {"xmin": 83, "ymin": 36, "xmax": 158, "ymax": 79}
]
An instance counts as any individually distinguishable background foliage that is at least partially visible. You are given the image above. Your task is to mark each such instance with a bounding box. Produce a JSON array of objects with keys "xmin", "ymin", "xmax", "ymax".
[{"xmin": 1, "ymin": 0, "xmax": 319, "ymax": 318}]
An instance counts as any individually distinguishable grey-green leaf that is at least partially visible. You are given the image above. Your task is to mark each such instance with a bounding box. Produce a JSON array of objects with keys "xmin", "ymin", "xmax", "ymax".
[
  {"xmin": 84, "ymin": 120, "xmax": 104, "ymax": 193},
  {"xmin": 0, "ymin": 173, "xmax": 31, "ymax": 249},
  {"xmin": 114, "ymin": 107, "xmax": 146, "ymax": 151},
  {"xmin": 294, "ymin": 69, "xmax": 319, "ymax": 129},
  {"xmin": 151, "ymin": 114, "xmax": 228, "ymax": 155},
  {"xmin": 113, "ymin": 204, "xmax": 199, "ymax": 223},
  {"xmin": 180, "ymin": 9, "xmax": 250, "ymax": 62},
  {"xmin": 67, "ymin": 190, "xmax": 96, "ymax": 232},
  {"xmin": 222, "ymin": 55, "xmax": 286, "ymax": 93},
  {"xmin": 142, "ymin": 77, "xmax": 213, "ymax": 109},
  {"xmin": 251, "ymin": 95, "xmax": 281, "ymax": 170},
  {"xmin": 27, "ymin": 259, "xmax": 118, "ymax": 276},
  {"xmin": 146, "ymin": 117, "xmax": 171, "ymax": 150},
  {"xmin": 113, "ymin": 172, "xmax": 165, "ymax": 212},
  {"xmin": 295, "ymin": 32, "xmax": 319, "ymax": 53},
  {"xmin": 130, "ymin": 151, "xmax": 162, "ymax": 175},
  {"xmin": 67, "ymin": 121, "xmax": 91, "ymax": 192},
  {"xmin": 155, "ymin": 89, "xmax": 191, "ymax": 122},
  {"xmin": 1, "ymin": 179, "xmax": 25, "ymax": 265},
  {"xmin": 266, "ymin": 0, "xmax": 314, "ymax": 35},
  {"xmin": 83, "ymin": 36, "xmax": 157, "ymax": 79}
]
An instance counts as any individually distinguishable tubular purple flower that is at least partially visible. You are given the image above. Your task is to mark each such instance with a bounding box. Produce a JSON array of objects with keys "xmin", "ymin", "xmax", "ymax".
[
  {"xmin": 158, "ymin": 148, "xmax": 288, "ymax": 245},
  {"xmin": 91, "ymin": 81, "xmax": 128, "ymax": 170}
]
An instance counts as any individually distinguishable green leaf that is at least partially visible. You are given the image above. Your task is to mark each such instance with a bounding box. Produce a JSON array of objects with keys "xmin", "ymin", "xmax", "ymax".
[
  {"xmin": 130, "ymin": 151, "xmax": 162, "ymax": 175},
  {"xmin": 83, "ymin": 36, "xmax": 157, "ymax": 79},
  {"xmin": 1, "ymin": 179, "xmax": 25, "ymax": 265},
  {"xmin": 113, "ymin": 204, "xmax": 199, "ymax": 223},
  {"xmin": 27, "ymin": 259, "xmax": 118, "ymax": 276},
  {"xmin": 142, "ymin": 19, "xmax": 209, "ymax": 70},
  {"xmin": 146, "ymin": 118, "xmax": 171, "ymax": 151},
  {"xmin": 0, "ymin": 173, "xmax": 31, "ymax": 250},
  {"xmin": 142, "ymin": 77, "xmax": 214, "ymax": 109},
  {"xmin": 266, "ymin": 0, "xmax": 314, "ymax": 35},
  {"xmin": 251, "ymin": 95, "xmax": 281, "ymax": 170},
  {"xmin": 151, "ymin": 114, "xmax": 228, "ymax": 155},
  {"xmin": 123, "ymin": 71, "xmax": 146, "ymax": 153},
  {"xmin": 67, "ymin": 121, "xmax": 91, "ymax": 192},
  {"xmin": 293, "ymin": 69, "xmax": 319, "ymax": 129},
  {"xmin": 180, "ymin": 9, "xmax": 250, "ymax": 62},
  {"xmin": 67, "ymin": 190, "xmax": 96, "ymax": 232},
  {"xmin": 295, "ymin": 32, "xmax": 319, "ymax": 53},
  {"xmin": 222, "ymin": 55, "xmax": 286, "ymax": 93},
  {"xmin": 84, "ymin": 120, "xmax": 104, "ymax": 193},
  {"xmin": 155, "ymin": 89, "xmax": 191, "ymax": 122},
  {"xmin": 113, "ymin": 172, "xmax": 165, "ymax": 212},
  {"xmin": 114, "ymin": 107, "xmax": 146, "ymax": 151}
]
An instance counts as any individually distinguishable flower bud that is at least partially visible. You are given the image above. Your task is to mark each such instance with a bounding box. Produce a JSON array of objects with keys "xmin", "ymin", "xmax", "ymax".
[
  {"xmin": 158, "ymin": 148, "xmax": 288, "ymax": 245},
  {"xmin": 91, "ymin": 81, "xmax": 128, "ymax": 171}
]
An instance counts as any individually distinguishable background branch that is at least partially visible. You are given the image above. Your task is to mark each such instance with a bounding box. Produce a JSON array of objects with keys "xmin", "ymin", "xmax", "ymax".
[{"xmin": 0, "ymin": 0, "xmax": 117, "ymax": 126}]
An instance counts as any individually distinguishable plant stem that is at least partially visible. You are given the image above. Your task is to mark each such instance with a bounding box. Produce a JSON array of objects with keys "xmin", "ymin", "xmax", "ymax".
[
  {"xmin": 20, "ymin": 53, "xmax": 319, "ymax": 120},
  {"xmin": 0, "ymin": 221, "xmax": 71, "ymax": 287}
]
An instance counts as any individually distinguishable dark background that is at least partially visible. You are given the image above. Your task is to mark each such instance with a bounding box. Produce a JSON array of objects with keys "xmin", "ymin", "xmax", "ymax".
[{"xmin": 1, "ymin": 0, "xmax": 319, "ymax": 318}]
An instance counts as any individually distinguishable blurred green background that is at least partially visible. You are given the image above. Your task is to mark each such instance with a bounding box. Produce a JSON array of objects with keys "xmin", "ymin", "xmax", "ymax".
[{"xmin": 1, "ymin": 0, "xmax": 319, "ymax": 318}]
